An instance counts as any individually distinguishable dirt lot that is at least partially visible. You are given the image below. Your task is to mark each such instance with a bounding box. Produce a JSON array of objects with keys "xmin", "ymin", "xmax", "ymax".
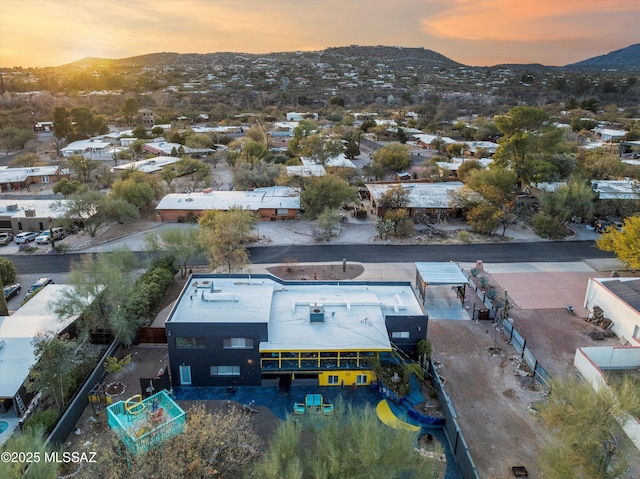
[{"xmin": 429, "ymin": 268, "xmax": 640, "ymax": 479}]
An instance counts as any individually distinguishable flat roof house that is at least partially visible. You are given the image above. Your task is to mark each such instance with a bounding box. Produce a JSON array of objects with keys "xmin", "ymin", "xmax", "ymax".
[
  {"xmin": 0, "ymin": 165, "xmax": 62, "ymax": 192},
  {"xmin": 165, "ymin": 275, "xmax": 427, "ymax": 389},
  {"xmin": 0, "ymin": 199, "xmax": 69, "ymax": 234},
  {"xmin": 0, "ymin": 285, "xmax": 80, "ymax": 443},
  {"xmin": 366, "ymin": 181, "xmax": 467, "ymax": 219},
  {"xmin": 155, "ymin": 187, "xmax": 300, "ymax": 222}
]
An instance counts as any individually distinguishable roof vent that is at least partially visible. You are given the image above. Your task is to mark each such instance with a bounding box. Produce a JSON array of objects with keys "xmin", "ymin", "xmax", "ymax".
[
  {"xmin": 310, "ymin": 303, "xmax": 325, "ymax": 323},
  {"xmin": 6, "ymin": 204, "xmax": 18, "ymax": 212},
  {"xmin": 25, "ymin": 209, "xmax": 36, "ymax": 218}
]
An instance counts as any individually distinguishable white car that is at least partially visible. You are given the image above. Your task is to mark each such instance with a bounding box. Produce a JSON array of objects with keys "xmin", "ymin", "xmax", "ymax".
[
  {"xmin": 35, "ymin": 227, "xmax": 65, "ymax": 244},
  {"xmin": 14, "ymin": 231, "xmax": 38, "ymax": 244}
]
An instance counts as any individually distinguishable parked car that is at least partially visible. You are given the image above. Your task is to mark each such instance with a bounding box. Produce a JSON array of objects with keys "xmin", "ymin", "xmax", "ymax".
[
  {"xmin": 14, "ymin": 231, "xmax": 39, "ymax": 244},
  {"xmin": 3, "ymin": 283, "xmax": 21, "ymax": 301},
  {"xmin": 27, "ymin": 277, "xmax": 54, "ymax": 294},
  {"xmin": 35, "ymin": 227, "xmax": 66, "ymax": 244},
  {"xmin": 595, "ymin": 219, "xmax": 623, "ymax": 234},
  {"xmin": 0, "ymin": 232, "xmax": 13, "ymax": 246}
]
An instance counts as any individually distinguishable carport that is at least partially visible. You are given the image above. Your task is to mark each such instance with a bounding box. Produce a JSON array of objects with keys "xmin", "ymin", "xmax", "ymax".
[{"xmin": 415, "ymin": 262, "xmax": 470, "ymax": 320}]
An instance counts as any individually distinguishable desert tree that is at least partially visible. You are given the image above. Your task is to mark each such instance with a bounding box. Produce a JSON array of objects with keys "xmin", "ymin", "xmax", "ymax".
[
  {"xmin": 0, "ymin": 126, "xmax": 36, "ymax": 152},
  {"xmin": 9, "ymin": 152, "xmax": 40, "ymax": 168},
  {"xmin": 55, "ymin": 190, "xmax": 138, "ymax": 238},
  {"xmin": 314, "ymin": 207, "xmax": 342, "ymax": 241},
  {"xmin": 370, "ymin": 143, "xmax": 411, "ymax": 176},
  {"xmin": 492, "ymin": 106, "xmax": 564, "ymax": 185},
  {"xmin": 539, "ymin": 375, "xmax": 640, "ymax": 478},
  {"xmin": 198, "ymin": 208, "xmax": 257, "ymax": 273},
  {"xmin": 298, "ymin": 133, "xmax": 344, "ymax": 166},
  {"xmin": 51, "ymin": 248, "xmax": 142, "ymax": 345},
  {"xmin": 300, "ymin": 175, "xmax": 357, "ymax": 219},
  {"xmin": 145, "ymin": 226, "xmax": 204, "ymax": 278}
]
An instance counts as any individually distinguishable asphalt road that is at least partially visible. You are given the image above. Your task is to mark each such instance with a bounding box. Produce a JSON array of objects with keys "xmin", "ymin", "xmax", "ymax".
[{"xmin": 5, "ymin": 240, "xmax": 614, "ymax": 274}]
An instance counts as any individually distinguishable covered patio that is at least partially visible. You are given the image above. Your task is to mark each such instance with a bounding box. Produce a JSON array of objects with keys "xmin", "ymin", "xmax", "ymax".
[{"xmin": 415, "ymin": 262, "xmax": 470, "ymax": 320}]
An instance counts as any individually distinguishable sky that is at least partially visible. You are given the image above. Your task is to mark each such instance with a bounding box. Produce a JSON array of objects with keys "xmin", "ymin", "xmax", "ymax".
[{"xmin": 1, "ymin": 0, "xmax": 638, "ymax": 68}]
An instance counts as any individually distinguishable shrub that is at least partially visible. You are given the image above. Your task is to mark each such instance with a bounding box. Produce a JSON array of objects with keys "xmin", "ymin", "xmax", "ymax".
[
  {"xmin": 486, "ymin": 289, "xmax": 497, "ymax": 300},
  {"xmin": 479, "ymin": 277, "xmax": 489, "ymax": 288},
  {"xmin": 22, "ymin": 407, "xmax": 60, "ymax": 434},
  {"xmin": 457, "ymin": 230, "xmax": 471, "ymax": 243},
  {"xmin": 470, "ymin": 267, "xmax": 479, "ymax": 277},
  {"xmin": 531, "ymin": 212, "xmax": 569, "ymax": 239},
  {"xmin": 0, "ymin": 257, "xmax": 17, "ymax": 284}
]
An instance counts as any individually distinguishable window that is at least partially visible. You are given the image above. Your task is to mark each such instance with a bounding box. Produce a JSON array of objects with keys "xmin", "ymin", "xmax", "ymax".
[
  {"xmin": 391, "ymin": 331, "xmax": 410, "ymax": 339},
  {"xmin": 175, "ymin": 337, "xmax": 206, "ymax": 348},
  {"xmin": 223, "ymin": 338, "xmax": 254, "ymax": 349},
  {"xmin": 42, "ymin": 176, "xmax": 49, "ymax": 184},
  {"xmin": 356, "ymin": 374, "xmax": 368, "ymax": 385},
  {"xmin": 210, "ymin": 366, "xmax": 240, "ymax": 376},
  {"xmin": 276, "ymin": 208, "xmax": 289, "ymax": 216},
  {"xmin": 327, "ymin": 375, "xmax": 339, "ymax": 385}
]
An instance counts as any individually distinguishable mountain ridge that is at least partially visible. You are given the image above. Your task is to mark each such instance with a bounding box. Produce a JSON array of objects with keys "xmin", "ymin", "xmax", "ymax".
[{"xmin": 60, "ymin": 44, "xmax": 639, "ymax": 71}]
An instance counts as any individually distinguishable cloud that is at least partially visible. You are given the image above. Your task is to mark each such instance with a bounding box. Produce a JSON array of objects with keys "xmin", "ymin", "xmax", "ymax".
[{"xmin": 420, "ymin": 0, "xmax": 640, "ymax": 43}]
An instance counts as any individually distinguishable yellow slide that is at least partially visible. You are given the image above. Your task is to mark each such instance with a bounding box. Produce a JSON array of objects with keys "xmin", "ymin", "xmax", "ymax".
[{"xmin": 375, "ymin": 400, "xmax": 420, "ymax": 432}]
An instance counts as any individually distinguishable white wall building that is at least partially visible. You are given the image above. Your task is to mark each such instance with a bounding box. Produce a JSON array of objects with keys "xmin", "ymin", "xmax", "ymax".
[{"xmin": 584, "ymin": 277, "xmax": 640, "ymax": 346}]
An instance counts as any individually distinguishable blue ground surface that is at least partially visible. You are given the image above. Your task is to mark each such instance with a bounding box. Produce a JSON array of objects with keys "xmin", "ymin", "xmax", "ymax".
[{"xmin": 173, "ymin": 384, "xmax": 462, "ymax": 479}]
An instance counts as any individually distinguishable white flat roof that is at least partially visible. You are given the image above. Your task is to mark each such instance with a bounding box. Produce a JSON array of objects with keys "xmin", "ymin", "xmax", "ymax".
[
  {"xmin": 286, "ymin": 165, "xmax": 326, "ymax": 177},
  {"xmin": 366, "ymin": 182, "xmax": 466, "ymax": 209},
  {"xmin": 592, "ymin": 180, "xmax": 640, "ymax": 199},
  {"xmin": 167, "ymin": 276, "xmax": 424, "ymax": 352},
  {"xmin": 416, "ymin": 262, "xmax": 468, "ymax": 285},
  {"xmin": 0, "ymin": 285, "xmax": 79, "ymax": 398},
  {"xmin": 0, "ymin": 166, "xmax": 59, "ymax": 184},
  {"xmin": 0, "ymin": 199, "xmax": 69, "ymax": 219},
  {"xmin": 114, "ymin": 156, "xmax": 179, "ymax": 173},
  {"xmin": 301, "ymin": 154, "xmax": 356, "ymax": 168},
  {"xmin": 156, "ymin": 187, "xmax": 300, "ymax": 211}
]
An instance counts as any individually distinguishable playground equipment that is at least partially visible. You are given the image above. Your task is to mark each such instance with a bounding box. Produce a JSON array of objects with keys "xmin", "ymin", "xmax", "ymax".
[
  {"xmin": 107, "ymin": 390, "xmax": 186, "ymax": 455},
  {"xmin": 124, "ymin": 395, "xmax": 146, "ymax": 416}
]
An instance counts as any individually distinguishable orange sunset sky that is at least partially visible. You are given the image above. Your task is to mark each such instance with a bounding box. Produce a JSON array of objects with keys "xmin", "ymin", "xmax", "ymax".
[{"xmin": 1, "ymin": 0, "xmax": 638, "ymax": 68}]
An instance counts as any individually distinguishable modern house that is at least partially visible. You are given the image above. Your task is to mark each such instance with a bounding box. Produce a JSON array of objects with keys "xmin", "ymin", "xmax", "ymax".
[
  {"xmin": 155, "ymin": 186, "xmax": 300, "ymax": 222},
  {"xmin": 165, "ymin": 274, "xmax": 427, "ymax": 388}
]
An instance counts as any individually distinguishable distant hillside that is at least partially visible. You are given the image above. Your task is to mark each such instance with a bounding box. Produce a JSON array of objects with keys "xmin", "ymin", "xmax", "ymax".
[
  {"xmin": 566, "ymin": 43, "xmax": 640, "ymax": 70},
  {"xmin": 64, "ymin": 45, "xmax": 462, "ymax": 70}
]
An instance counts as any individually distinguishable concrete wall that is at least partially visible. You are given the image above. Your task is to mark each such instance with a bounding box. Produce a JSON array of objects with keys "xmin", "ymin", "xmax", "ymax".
[{"xmin": 574, "ymin": 346, "xmax": 640, "ymax": 451}]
